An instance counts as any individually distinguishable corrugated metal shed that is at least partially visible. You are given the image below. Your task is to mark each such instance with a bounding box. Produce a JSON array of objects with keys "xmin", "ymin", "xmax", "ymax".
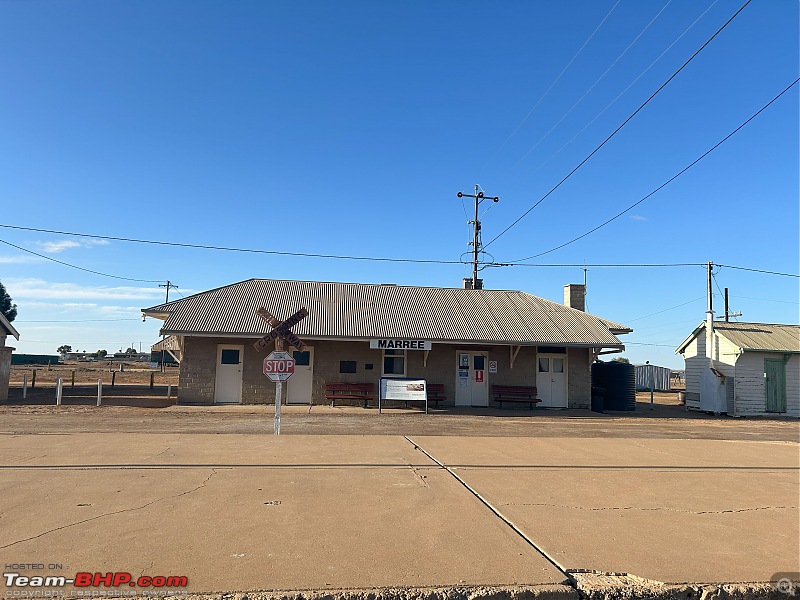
[
  {"xmin": 142, "ymin": 279, "xmax": 630, "ymax": 348},
  {"xmin": 635, "ymin": 364, "xmax": 672, "ymax": 391},
  {"xmin": 676, "ymin": 321, "xmax": 800, "ymax": 354}
]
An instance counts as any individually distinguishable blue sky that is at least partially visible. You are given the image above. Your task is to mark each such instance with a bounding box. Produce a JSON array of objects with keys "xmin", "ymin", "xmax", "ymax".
[{"xmin": 1, "ymin": 0, "xmax": 797, "ymax": 368}]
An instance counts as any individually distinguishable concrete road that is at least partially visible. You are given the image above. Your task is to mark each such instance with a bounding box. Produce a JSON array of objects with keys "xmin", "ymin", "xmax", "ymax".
[
  {"xmin": 0, "ymin": 433, "xmax": 798, "ymax": 598},
  {"xmin": 409, "ymin": 436, "xmax": 800, "ymax": 584},
  {"xmin": 0, "ymin": 435, "xmax": 569, "ymax": 595}
]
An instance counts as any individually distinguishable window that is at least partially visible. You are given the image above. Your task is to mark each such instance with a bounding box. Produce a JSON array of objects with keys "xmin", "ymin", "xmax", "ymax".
[
  {"xmin": 221, "ymin": 349, "xmax": 240, "ymax": 365},
  {"xmin": 383, "ymin": 349, "xmax": 406, "ymax": 376},
  {"xmin": 339, "ymin": 360, "xmax": 357, "ymax": 374},
  {"xmin": 474, "ymin": 355, "xmax": 485, "ymax": 370},
  {"xmin": 553, "ymin": 358, "xmax": 564, "ymax": 373},
  {"xmin": 538, "ymin": 358, "xmax": 549, "ymax": 372},
  {"xmin": 293, "ymin": 351, "xmax": 311, "ymax": 366}
]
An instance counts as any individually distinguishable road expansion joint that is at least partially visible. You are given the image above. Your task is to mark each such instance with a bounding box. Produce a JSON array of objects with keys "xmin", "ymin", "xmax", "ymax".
[
  {"xmin": 403, "ymin": 437, "xmax": 572, "ymax": 583},
  {"xmin": 501, "ymin": 502, "xmax": 799, "ymax": 515},
  {"xmin": 0, "ymin": 468, "xmax": 219, "ymax": 549}
]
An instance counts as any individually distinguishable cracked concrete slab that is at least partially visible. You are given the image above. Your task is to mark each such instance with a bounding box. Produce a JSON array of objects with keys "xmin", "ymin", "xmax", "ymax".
[
  {"xmin": 0, "ymin": 434, "xmax": 568, "ymax": 594},
  {"xmin": 411, "ymin": 437, "xmax": 799, "ymax": 585}
]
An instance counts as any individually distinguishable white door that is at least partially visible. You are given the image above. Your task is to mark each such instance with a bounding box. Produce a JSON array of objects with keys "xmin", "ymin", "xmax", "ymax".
[
  {"xmin": 455, "ymin": 351, "xmax": 489, "ymax": 407},
  {"xmin": 214, "ymin": 344, "xmax": 243, "ymax": 404},
  {"xmin": 287, "ymin": 347, "xmax": 313, "ymax": 404},
  {"xmin": 537, "ymin": 354, "xmax": 567, "ymax": 408}
]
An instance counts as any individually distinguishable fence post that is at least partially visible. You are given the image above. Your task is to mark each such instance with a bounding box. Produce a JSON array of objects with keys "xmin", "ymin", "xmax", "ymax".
[
  {"xmin": 97, "ymin": 380, "xmax": 102, "ymax": 406},
  {"xmin": 150, "ymin": 371, "xmax": 154, "ymax": 389},
  {"xmin": 71, "ymin": 370, "xmax": 75, "ymax": 388},
  {"xmin": 56, "ymin": 377, "xmax": 63, "ymax": 405},
  {"xmin": 111, "ymin": 372, "xmax": 116, "ymax": 388},
  {"xmin": 167, "ymin": 384, "xmax": 172, "ymax": 399},
  {"xmin": 31, "ymin": 370, "xmax": 36, "ymax": 389},
  {"xmin": 22, "ymin": 374, "xmax": 27, "ymax": 398}
]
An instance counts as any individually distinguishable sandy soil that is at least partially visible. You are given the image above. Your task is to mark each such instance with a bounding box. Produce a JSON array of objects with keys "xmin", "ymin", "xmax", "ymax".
[{"xmin": 10, "ymin": 360, "xmax": 179, "ymax": 387}]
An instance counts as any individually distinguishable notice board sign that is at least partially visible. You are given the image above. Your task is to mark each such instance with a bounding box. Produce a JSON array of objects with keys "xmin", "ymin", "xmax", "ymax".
[{"xmin": 379, "ymin": 377, "xmax": 428, "ymax": 414}]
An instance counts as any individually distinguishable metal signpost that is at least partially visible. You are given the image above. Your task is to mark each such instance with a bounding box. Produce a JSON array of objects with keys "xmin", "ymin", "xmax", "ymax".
[{"xmin": 254, "ymin": 307, "xmax": 308, "ymax": 435}]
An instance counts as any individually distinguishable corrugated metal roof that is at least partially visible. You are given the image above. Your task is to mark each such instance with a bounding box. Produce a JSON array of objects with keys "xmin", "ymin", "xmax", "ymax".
[
  {"xmin": 142, "ymin": 279, "xmax": 629, "ymax": 348},
  {"xmin": 0, "ymin": 312, "xmax": 19, "ymax": 340},
  {"xmin": 676, "ymin": 321, "xmax": 800, "ymax": 354}
]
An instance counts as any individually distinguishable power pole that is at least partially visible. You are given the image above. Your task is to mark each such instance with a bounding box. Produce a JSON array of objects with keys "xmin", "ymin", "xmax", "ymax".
[
  {"xmin": 706, "ymin": 261, "xmax": 714, "ymax": 358},
  {"xmin": 158, "ymin": 280, "xmax": 178, "ymax": 373},
  {"xmin": 722, "ymin": 287, "xmax": 742, "ymax": 322},
  {"xmin": 457, "ymin": 185, "xmax": 499, "ymax": 290}
]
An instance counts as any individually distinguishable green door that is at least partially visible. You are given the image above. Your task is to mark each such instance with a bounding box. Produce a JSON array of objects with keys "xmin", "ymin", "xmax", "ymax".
[{"xmin": 764, "ymin": 359, "xmax": 787, "ymax": 413}]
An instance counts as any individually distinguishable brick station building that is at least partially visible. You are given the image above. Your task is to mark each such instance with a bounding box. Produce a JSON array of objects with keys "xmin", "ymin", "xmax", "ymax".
[{"xmin": 141, "ymin": 278, "xmax": 631, "ymax": 408}]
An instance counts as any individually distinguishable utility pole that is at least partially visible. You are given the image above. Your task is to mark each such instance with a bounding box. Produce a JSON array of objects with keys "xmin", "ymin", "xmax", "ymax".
[
  {"xmin": 457, "ymin": 185, "xmax": 499, "ymax": 290},
  {"xmin": 723, "ymin": 288, "xmax": 743, "ymax": 322},
  {"xmin": 158, "ymin": 280, "xmax": 178, "ymax": 373},
  {"xmin": 706, "ymin": 261, "xmax": 714, "ymax": 361}
]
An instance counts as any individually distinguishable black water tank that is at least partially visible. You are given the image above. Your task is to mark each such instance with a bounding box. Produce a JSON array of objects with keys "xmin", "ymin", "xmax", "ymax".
[
  {"xmin": 591, "ymin": 361, "xmax": 636, "ymax": 411},
  {"xmin": 590, "ymin": 386, "xmax": 605, "ymax": 413}
]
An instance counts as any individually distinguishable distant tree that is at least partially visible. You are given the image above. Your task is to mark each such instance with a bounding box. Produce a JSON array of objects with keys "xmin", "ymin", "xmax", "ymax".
[
  {"xmin": 95, "ymin": 349, "xmax": 108, "ymax": 359},
  {"xmin": 125, "ymin": 347, "xmax": 137, "ymax": 354},
  {"xmin": 0, "ymin": 281, "xmax": 17, "ymax": 322},
  {"xmin": 57, "ymin": 345, "xmax": 73, "ymax": 356},
  {"xmin": 612, "ymin": 357, "xmax": 630, "ymax": 364}
]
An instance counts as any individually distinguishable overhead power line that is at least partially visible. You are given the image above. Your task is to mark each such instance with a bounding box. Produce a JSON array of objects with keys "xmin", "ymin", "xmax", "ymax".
[
  {"xmin": 716, "ymin": 264, "xmax": 800, "ymax": 278},
  {"xmin": 483, "ymin": 0, "xmax": 753, "ymax": 250},
  {"xmin": 508, "ymin": 0, "xmax": 674, "ymax": 171},
  {"xmin": 3, "ymin": 225, "xmax": 796, "ymax": 280},
  {"xmin": 0, "ymin": 225, "xmax": 467, "ymax": 267},
  {"xmin": 488, "ymin": 262, "xmax": 704, "ymax": 268},
  {"xmin": 624, "ymin": 297, "xmax": 705, "ymax": 323},
  {"xmin": 512, "ymin": 76, "xmax": 800, "ymax": 261},
  {"xmin": 16, "ymin": 319, "xmax": 141, "ymax": 323},
  {"xmin": 523, "ymin": 0, "xmax": 720, "ymax": 180},
  {"xmin": 0, "ymin": 238, "xmax": 163, "ymax": 283},
  {"xmin": 484, "ymin": 0, "xmax": 622, "ymax": 165}
]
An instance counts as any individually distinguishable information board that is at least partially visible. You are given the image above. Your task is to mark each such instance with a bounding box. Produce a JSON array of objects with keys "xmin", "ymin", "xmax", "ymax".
[{"xmin": 379, "ymin": 377, "xmax": 428, "ymax": 414}]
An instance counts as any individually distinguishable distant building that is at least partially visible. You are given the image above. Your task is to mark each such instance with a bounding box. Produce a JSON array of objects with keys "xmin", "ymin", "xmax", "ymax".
[
  {"xmin": 676, "ymin": 321, "xmax": 799, "ymax": 417},
  {"xmin": 141, "ymin": 279, "xmax": 631, "ymax": 408}
]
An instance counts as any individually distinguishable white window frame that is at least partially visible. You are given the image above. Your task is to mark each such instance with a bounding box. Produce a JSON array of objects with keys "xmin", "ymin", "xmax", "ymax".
[{"xmin": 382, "ymin": 349, "xmax": 407, "ymax": 376}]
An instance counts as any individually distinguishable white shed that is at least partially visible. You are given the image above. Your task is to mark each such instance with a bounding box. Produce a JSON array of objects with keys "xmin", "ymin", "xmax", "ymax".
[{"xmin": 676, "ymin": 321, "xmax": 799, "ymax": 417}]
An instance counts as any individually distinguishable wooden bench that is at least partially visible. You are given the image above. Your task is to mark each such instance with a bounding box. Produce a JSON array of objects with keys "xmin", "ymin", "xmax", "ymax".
[
  {"xmin": 398, "ymin": 383, "xmax": 446, "ymax": 409},
  {"xmin": 426, "ymin": 383, "xmax": 446, "ymax": 408},
  {"xmin": 325, "ymin": 382, "xmax": 376, "ymax": 407},
  {"xmin": 491, "ymin": 385, "xmax": 540, "ymax": 410}
]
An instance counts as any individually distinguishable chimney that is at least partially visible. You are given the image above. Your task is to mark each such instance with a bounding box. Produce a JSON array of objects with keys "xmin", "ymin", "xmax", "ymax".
[{"xmin": 564, "ymin": 284, "xmax": 586, "ymax": 311}]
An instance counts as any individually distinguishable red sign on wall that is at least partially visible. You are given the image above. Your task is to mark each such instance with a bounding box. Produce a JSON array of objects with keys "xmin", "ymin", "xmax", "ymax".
[{"xmin": 475, "ymin": 370, "xmax": 484, "ymax": 383}]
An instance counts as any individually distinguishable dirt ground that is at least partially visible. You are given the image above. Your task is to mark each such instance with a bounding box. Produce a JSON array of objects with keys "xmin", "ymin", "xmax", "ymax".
[
  {"xmin": 10, "ymin": 360, "xmax": 180, "ymax": 387},
  {"xmin": 1, "ymin": 379, "xmax": 797, "ymax": 440}
]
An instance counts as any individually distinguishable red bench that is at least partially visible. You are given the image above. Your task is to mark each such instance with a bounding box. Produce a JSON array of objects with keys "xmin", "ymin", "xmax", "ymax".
[
  {"xmin": 325, "ymin": 382, "xmax": 375, "ymax": 407},
  {"xmin": 426, "ymin": 383, "xmax": 446, "ymax": 407},
  {"xmin": 491, "ymin": 385, "xmax": 540, "ymax": 410}
]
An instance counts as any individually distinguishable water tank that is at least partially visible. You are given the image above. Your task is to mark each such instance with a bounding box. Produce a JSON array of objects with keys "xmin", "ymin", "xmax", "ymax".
[{"xmin": 591, "ymin": 361, "xmax": 636, "ymax": 411}]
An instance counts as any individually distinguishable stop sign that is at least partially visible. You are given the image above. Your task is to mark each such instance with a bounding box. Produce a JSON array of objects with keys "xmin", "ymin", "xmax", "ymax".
[{"xmin": 263, "ymin": 351, "xmax": 295, "ymax": 382}]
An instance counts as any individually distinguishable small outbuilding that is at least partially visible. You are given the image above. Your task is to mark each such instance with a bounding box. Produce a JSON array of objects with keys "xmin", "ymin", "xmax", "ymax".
[
  {"xmin": 676, "ymin": 321, "xmax": 799, "ymax": 417},
  {"xmin": 634, "ymin": 363, "xmax": 672, "ymax": 392},
  {"xmin": 0, "ymin": 312, "xmax": 20, "ymax": 402},
  {"xmin": 142, "ymin": 279, "xmax": 631, "ymax": 409}
]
